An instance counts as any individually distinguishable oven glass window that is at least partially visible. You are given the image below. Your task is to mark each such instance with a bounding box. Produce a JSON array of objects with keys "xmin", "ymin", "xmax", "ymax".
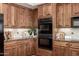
[
  {"xmin": 40, "ymin": 39, "xmax": 49, "ymax": 46},
  {"xmin": 73, "ymin": 21, "xmax": 79, "ymax": 26}
]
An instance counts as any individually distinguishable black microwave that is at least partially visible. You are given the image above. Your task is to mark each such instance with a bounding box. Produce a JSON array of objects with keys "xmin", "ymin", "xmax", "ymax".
[{"xmin": 71, "ymin": 17, "xmax": 79, "ymax": 28}]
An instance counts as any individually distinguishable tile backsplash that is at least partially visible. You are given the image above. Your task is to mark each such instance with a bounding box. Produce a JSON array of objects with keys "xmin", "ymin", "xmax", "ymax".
[
  {"xmin": 57, "ymin": 28, "xmax": 79, "ymax": 41},
  {"xmin": 4, "ymin": 28, "xmax": 38, "ymax": 40}
]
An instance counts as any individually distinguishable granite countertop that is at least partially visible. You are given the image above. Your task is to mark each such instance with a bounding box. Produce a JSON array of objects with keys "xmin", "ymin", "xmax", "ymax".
[
  {"xmin": 4, "ymin": 37, "xmax": 37, "ymax": 42},
  {"xmin": 54, "ymin": 40, "xmax": 79, "ymax": 43}
]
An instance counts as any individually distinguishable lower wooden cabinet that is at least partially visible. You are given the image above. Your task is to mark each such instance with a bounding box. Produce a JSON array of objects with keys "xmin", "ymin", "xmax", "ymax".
[
  {"xmin": 4, "ymin": 39, "xmax": 34, "ymax": 56},
  {"xmin": 53, "ymin": 46, "xmax": 69, "ymax": 56},
  {"xmin": 53, "ymin": 41, "xmax": 79, "ymax": 56},
  {"xmin": 53, "ymin": 46, "xmax": 64, "ymax": 56},
  {"xmin": 4, "ymin": 40, "xmax": 79, "ymax": 56},
  {"xmin": 69, "ymin": 48, "xmax": 79, "ymax": 56}
]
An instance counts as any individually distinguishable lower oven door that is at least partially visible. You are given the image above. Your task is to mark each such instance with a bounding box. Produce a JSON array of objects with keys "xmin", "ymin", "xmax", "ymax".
[{"xmin": 38, "ymin": 38, "xmax": 52, "ymax": 50}]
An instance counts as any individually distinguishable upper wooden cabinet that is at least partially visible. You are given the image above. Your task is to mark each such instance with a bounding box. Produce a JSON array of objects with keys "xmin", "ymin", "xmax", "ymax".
[
  {"xmin": 72, "ymin": 4, "xmax": 79, "ymax": 16},
  {"xmin": 24, "ymin": 9, "xmax": 33, "ymax": 28},
  {"xmin": 32, "ymin": 9, "xmax": 38, "ymax": 28},
  {"xmin": 56, "ymin": 4, "xmax": 71, "ymax": 28},
  {"xmin": 38, "ymin": 4, "xmax": 52, "ymax": 18},
  {"xmin": 3, "ymin": 4, "xmax": 13, "ymax": 28},
  {"xmin": 3, "ymin": 4, "xmax": 32, "ymax": 28}
]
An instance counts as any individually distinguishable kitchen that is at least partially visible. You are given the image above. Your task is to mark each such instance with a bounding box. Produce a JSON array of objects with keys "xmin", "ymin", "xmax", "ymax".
[{"xmin": 0, "ymin": 3, "xmax": 79, "ymax": 56}]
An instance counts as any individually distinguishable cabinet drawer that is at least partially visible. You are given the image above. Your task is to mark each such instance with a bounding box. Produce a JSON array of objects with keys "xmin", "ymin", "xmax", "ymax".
[
  {"xmin": 37, "ymin": 48, "xmax": 52, "ymax": 56},
  {"xmin": 53, "ymin": 41, "xmax": 69, "ymax": 47},
  {"xmin": 69, "ymin": 48, "xmax": 79, "ymax": 56},
  {"xmin": 70, "ymin": 42, "xmax": 79, "ymax": 49}
]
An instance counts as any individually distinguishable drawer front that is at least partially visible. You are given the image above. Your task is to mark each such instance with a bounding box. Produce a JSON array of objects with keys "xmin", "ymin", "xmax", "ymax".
[
  {"xmin": 70, "ymin": 42, "xmax": 79, "ymax": 49},
  {"xmin": 53, "ymin": 41, "xmax": 69, "ymax": 47},
  {"xmin": 69, "ymin": 48, "xmax": 79, "ymax": 56}
]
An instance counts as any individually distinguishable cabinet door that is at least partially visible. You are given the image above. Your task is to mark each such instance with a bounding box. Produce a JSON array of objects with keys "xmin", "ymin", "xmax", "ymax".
[
  {"xmin": 4, "ymin": 47, "xmax": 13, "ymax": 56},
  {"xmin": 69, "ymin": 48, "xmax": 79, "ymax": 56},
  {"xmin": 4, "ymin": 46, "xmax": 17, "ymax": 56},
  {"xmin": 53, "ymin": 46, "xmax": 65, "ymax": 56},
  {"xmin": 17, "ymin": 43, "xmax": 25, "ymax": 56},
  {"xmin": 64, "ymin": 4, "xmax": 71, "ymax": 27},
  {"xmin": 17, "ymin": 7, "xmax": 24, "ymax": 27},
  {"xmin": 32, "ymin": 9, "xmax": 38, "ymax": 28},
  {"xmin": 10, "ymin": 5, "xmax": 19, "ymax": 27},
  {"xmin": 26, "ymin": 41, "xmax": 33, "ymax": 56},
  {"xmin": 56, "ymin": 4, "xmax": 71, "ymax": 28},
  {"xmin": 38, "ymin": 5, "xmax": 43, "ymax": 18},
  {"xmin": 56, "ymin": 4, "xmax": 64, "ymax": 27},
  {"xmin": 72, "ymin": 4, "xmax": 79, "ymax": 16},
  {"xmin": 43, "ymin": 4, "xmax": 52, "ymax": 17},
  {"xmin": 3, "ymin": 4, "xmax": 12, "ymax": 27},
  {"xmin": 3, "ymin": 4, "xmax": 19, "ymax": 28},
  {"xmin": 24, "ymin": 9, "xmax": 32, "ymax": 28}
]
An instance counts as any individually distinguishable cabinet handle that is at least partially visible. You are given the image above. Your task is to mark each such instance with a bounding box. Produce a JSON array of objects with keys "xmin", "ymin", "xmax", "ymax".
[
  {"xmin": 47, "ymin": 13, "xmax": 50, "ymax": 16},
  {"xmin": 66, "ymin": 25, "xmax": 69, "ymax": 27},
  {"xmin": 70, "ymin": 44, "xmax": 72, "ymax": 46},
  {"xmin": 75, "ymin": 12, "xmax": 79, "ymax": 14},
  {"xmin": 58, "ymin": 25, "xmax": 62, "ymax": 27},
  {"xmin": 66, "ymin": 44, "xmax": 69, "ymax": 46}
]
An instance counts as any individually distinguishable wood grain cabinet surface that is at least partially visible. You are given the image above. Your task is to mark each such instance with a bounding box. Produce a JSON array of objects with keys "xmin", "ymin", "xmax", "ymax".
[
  {"xmin": 4, "ymin": 39, "xmax": 34, "ymax": 56},
  {"xmin": 2, "ymin": 3, "xmax": 33, "ymax": 28},
  {"xmin": 38, "ymin": 4, "xmax": 52, "ymax": 18},
  {"xmin": 53, "ymin": 41, "xmax": 79, "ymax": 56},
  {"xmin": 56, "ymin": 4, "xmax": 71, "ymax": 28},
  {"xmin": 72, "ymin": 3, "xmax": 79, "ymax": 16},
  {"xmin": 53, "ymin": 41, "xmax": 69, "ymax": 56}
]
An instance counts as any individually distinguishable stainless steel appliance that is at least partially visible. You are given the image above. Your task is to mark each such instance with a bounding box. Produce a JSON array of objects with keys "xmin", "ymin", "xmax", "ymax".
[{"xmin": 38, "ymin": 18, "xmax": 52, "ymax": 50}]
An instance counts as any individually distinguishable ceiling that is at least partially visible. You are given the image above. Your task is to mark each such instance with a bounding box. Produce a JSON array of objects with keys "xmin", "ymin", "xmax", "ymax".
[{"xmin": 16, "ymin": 3, "xmax": 44, "ymax": 9}]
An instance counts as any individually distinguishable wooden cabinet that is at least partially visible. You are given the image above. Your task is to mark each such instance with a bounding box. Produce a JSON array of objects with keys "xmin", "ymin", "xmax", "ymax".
[
  {"xmin": 3, "ymin": 4, "xmax": 12, "ymax": 27},
  {"xmin": 17, "ymin": 7, "xmax": 25, "ymax": 28},
  {"xmin": 56, "ymin": 4, "xmax": 71, "ymax": 28},
  {"xmin": 53, "ymin": 46, "xmax": 65, "ymax": 56},
  {"xmin": 32, "ymin": 9, "xmax": 38, "ymax": 28},
  {"xmin": 69, "ymin": 42, "xmax": 79, "ymax": 56},
  {"xmin": 24, "ymin": 40, "xmax": 33, "ymax": 56},
  {"xmin": 53, "ymin": 41, "xmax": 79, "ymax": 56},
  {"xmin": 3, "ymin": 4, "xmax": 20, "ymax": 28},
  {"xmin": 38, "ymin": 4, "xmax": 52, "ymax": 18},
  {"xmin": 43, "ymin": 4, "xmax": 52, "ymax": 17},
  {"xmin": 4, "ymin": 41, "xmax": 17, "ymax": 56},
  {"xmin": 2, "ymin": 4, "xmax": 32, "ymax": 28},
  {"xmin": 24, "ymin": 9, "xmax": 33, "ymax": 28},
  {"xmin": 69, "ymin": 48, "xmax": 79, "ymax": 56},
  {"xmin": 38, "ymin": 5, "xmax": 43, "ymax": 18},
  {"xmin": 4, "ymin": 39, "xmax": 34, "ymax": 56},
  {"xmin": 53, "ymin": 41, "xmax": 69, "ymax": 56},
  {"xmin": 72, "ymin": 4, "xmax": 79, "ymax": 16}
]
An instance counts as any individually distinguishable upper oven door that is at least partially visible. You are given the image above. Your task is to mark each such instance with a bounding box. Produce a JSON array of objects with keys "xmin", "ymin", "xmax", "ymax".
[{"xmin": 71, "ymin": 17, "xmax": 79, "ymax": 28}]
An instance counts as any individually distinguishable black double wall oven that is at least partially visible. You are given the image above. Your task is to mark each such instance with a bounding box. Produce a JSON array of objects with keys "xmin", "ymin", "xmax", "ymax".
[{"xmin": 38, "ymin": 18, "xmax": 52, "ymax": 50}]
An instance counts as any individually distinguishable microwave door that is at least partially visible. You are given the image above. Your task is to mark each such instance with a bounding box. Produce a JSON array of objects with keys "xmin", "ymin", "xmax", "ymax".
[
  {"xmin": 71, "ymin": 17, "xmax": 79, "ymax": 28},
  {"xmin": 73, "ymin": 21, "xmax": 79, "ymax": 26}
]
